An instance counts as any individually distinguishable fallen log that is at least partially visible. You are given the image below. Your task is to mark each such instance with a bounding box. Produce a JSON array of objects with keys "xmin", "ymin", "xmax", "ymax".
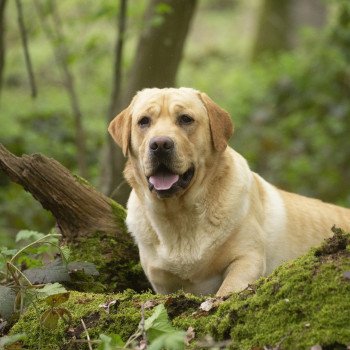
[
  {"xmin": 0, "ymin": 144, "xmax": 149, "ymax": 292},
  {"xmin": 9, "ymin": 230, "xmax": 350, "ymax": 350}
]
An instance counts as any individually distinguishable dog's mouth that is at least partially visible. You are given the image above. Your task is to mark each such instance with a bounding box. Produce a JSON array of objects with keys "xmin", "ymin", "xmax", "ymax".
[{"xmin": 147, "ymin": 164, "xmax": 195, "ymax": 197}]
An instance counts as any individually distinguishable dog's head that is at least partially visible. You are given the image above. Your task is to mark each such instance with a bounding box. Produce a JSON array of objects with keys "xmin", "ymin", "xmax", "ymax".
[{"xmin": 108, "ymin": 88, "xmax": 233, "ymax": 198}]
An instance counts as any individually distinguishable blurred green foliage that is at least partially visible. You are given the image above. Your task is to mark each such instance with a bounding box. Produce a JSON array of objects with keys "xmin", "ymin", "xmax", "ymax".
[
  {"xmin": 182, "ymin": 0, "xmax": 350, "ymax": 206},
  {"xmin": 1, "ymin": 0, "xmax": 350, "ymax": 246}
]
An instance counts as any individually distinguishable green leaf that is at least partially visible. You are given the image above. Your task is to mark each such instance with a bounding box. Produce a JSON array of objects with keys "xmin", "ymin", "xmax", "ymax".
[
  {"xmin": 44, "ymin": 292, "xmax": 70, "ymax": 307},
  {"xmin": 148, "ymin": 331, "xmax": 185, "ymax": 350},
  {"xmin": 0, "ymin": 285, "xmax": 16, "ymax": 321},
  {"xmin": 98, "ymin": 333, "xmax": 124, "ymax": 350},
  {"xmin": 23, "ymin": 259, "xmax": 98, "ymax": 284},
  {"xmin": 0, "ymin": 247, "xmax": 18, "ymax": 257},
  {"xmin": 145, "ymin": 304, "xmax": 175, "ymax": 342},
  {"xmin": 0, "ymin": 333, "xmax": 26, "ymax": 348},
  {"xmin": 15, "ymin": 230, "xmax": 45, "ymax": 243},
  {"xmin": 60, "ymin": 245, "xmax": 71, "ymax": 262},
  {"xmin": 36, "ymin": 283, "xmax": 67, "ymax": 299},
  {"xmin": 40, "ymin": 309, "xmax": 59, "ymax": 329},
  {"xmin": 23, "ymin": 259, "xmax": 70, "ymax": 284}
]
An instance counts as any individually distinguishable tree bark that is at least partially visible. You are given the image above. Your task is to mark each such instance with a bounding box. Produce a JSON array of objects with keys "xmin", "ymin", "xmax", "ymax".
[
  {"xmin": 102, "ymin": 0, "xmax": 197, "ymax": 206},
  {"xmin": 252, "ymin": 0, "xmax": 327, "ymax": 60},
  {"xmin": 124, "ymin": 0, "xmax": 198, "ymax": 98},
  {"xmin": 251, "ymin": 0, "xmax": 291, "ymax": 60},
  {"xmin": 0, "ymin": 144, "xmax": 149, "ymax": 292},
  {"xmin": 0, "ymin": 0, "xmax": 7, "ymax": 94}
]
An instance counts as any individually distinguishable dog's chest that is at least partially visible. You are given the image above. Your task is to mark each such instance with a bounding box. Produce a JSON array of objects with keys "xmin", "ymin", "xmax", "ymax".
[{"xmin": 145, "ymin": 212, "xmax": 222, "ymax": 280}]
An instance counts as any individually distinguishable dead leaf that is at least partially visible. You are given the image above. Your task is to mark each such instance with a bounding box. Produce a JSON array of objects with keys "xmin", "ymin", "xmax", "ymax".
[
  {"xmin": 199, "ymin": 297, "xmax": 224, "ymax": 312},
  {"xmin": 185, "ymin": 326, "xmax": 195, "ymax": 345},
  {"xmin": 143, "ymin": 300, "xmax": 157, "ymax": 309},
  {"xmin": 199, "ymin": 298, "xmax": 215, "ymax": 312},
  {"xmin": 99, "ymin": 300, "xmax": 117, "ymax": 314}
]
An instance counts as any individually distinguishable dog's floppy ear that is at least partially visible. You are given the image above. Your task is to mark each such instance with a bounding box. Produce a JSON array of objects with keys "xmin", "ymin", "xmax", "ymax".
[
  {"xmin": 108, "ymin": 105, "xmax": 132, "ymax": 156},
  {"xmin": 199, "ymin": 92, "xmax": 234, "ymax": 152}
]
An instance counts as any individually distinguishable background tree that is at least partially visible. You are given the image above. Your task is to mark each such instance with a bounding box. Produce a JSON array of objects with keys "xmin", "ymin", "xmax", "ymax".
[
  {"xmin": 252, "ymin": 0, "xmax": 327, "ymax": 60},
  {"xmin": 0, "ymin": 0, "xmax": 6, "ymax": 94},
  {"xmin": 102, "ymin": 0, "xmax": 198, "ymax": 205},
  {"xmin": 34, "ymin": 0, "xmax": 87, "ymax": 177}
]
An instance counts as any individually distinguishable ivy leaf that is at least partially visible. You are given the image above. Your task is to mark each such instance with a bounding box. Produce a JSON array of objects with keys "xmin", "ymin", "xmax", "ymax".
[
  {"xmin": 148, "ymin": 331, "xmax": 185, "ymax": 350},
  {"xmin": 0, "ymin": 286, "xmax": 16, "ymax": 321},
  {"xmin": 23, "ymin": 259, "xmax": 99, "ymax": 284},
  {"xmin": 145, "ymin": 304, "xmax": 176, "ymax": 342},
  {"xmin": 23, "ymin": 259, "xmax": 69, "ymax": 284}
]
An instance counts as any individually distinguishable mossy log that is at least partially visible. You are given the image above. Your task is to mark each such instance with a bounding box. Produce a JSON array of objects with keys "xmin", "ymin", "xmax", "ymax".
[
  {"xmin": 0, "ymin": 144, "xmax": 149, "ymax": 292},
  {"xmin": 10, "ymin": 231, "xmax": 350, "ymax": 350}
]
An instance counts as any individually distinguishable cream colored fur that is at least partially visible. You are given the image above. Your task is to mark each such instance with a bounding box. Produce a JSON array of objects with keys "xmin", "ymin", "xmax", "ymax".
[{"xmin": 108, "ymin": 87, "xmax": 350, "ymax": 296}]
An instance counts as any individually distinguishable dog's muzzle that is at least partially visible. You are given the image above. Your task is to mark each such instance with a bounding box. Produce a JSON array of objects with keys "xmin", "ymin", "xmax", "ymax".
[{"xmin": 147, "ymin": 136, "xmax": 194, "ymax": 197}]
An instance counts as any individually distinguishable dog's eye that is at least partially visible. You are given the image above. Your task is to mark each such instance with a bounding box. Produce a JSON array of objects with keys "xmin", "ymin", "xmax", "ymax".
[
  {"xmin": 178, "ymin": 114, "xmax": 194, "ymax": 125},
  {"xmin": 138, "ymin": 116, "xmax": 151, "ymax": 128}
]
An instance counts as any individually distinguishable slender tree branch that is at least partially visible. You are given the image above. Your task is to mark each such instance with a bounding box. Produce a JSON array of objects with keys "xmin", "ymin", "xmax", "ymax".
[
  {"xmin": 80, "ymin": 318, "xmax": 93, "ymax": 350},
  {"xmin": 108, "ymin": 0, "xmax": 128, "ymax": 119},
  {"xmin": 15, "ymin": 0, "xmax": 37, "ymax": 98},
  {"xmin": 101, "ymin": 0, "xmax": 128, "ymax": 197},
  {"xmin": 33, "ymin": 0, "xmax": 87, "ymax": 177}
]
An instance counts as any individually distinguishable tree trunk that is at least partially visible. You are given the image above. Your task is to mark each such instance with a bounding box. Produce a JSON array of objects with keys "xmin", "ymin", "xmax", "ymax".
[
  {"xmin": 289, "ymin": 0, "xmax": 327, "ymax": 48},
  {"xmin": 252, "ymin": 0, "xmax": 327, "ymax": 60},
  {"xmin": 0, "ymin": 144, "xmax": 149, "ymax": 292},
  {"xmin": 102, "ymin": 0, "xmax": 197, "ymax": 206},
  {"xmin": 0, "ymin": 0, "xmax": 6, "ymax": 94},
  {"xmin": 252, "ymin": 0, "xmax": 291, "ymax": 60}
]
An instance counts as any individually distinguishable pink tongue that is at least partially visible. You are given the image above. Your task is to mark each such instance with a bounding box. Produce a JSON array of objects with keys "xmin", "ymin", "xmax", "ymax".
[{"xmin": 149, "ymin": 173, "xmax": 179, "ymax": 190}]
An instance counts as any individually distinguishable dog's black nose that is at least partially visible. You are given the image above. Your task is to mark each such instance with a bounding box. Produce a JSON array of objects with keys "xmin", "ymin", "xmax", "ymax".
[{"xmin": 149, "ymin": 136, "xmax": 174, "ymax": 156}]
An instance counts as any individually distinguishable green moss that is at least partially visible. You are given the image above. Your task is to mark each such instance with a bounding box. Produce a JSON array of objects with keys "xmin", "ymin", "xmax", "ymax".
[
  {"xmin": 68, "ymin": 231, "xmax": 150, "ymax": 293},
  {"xmin": 72, "ymin": 174, "xmax": 91, "ymax": 187},
  {"xmin": 176, "ymin": 230, "xmax": 350, "ymax": 349},
  {"xmin": 10, "ymin": 291, "xmax": 202, "ymax": 350},
  {"xmin": 109, "ymin": 198, "xmax": 127, "ymax": 227},
  {"xmin": 11, "ymin": 230, "xmax": 350, "ymax": 349},
  {"xmin": 67, "ymin": 197, "xmax": 150, "ymax": 293}
]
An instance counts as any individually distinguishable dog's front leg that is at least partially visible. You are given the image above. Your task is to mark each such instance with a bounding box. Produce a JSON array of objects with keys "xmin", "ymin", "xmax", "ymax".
[{"xmin": 216, "ymin": 253, "xmax": 265, "ymax": 297}]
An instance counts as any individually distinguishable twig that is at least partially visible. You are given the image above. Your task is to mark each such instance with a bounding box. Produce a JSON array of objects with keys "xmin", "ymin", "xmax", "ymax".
[
  {"xmin": 80, "ymin": 318, "xmax": 93, "ymax": 350},
  {"xmin": 140, "ymin": 303, "xmax": 147, "ymax": 348},
  {"xmin": 15, "ymin": 0, "xmax": 37, "ymax": 98}
]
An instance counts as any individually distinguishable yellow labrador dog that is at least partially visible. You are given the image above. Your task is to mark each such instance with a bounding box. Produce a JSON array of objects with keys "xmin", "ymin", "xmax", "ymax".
[{"xmin": 108, "ymin": 87, "xmax": 350, "ymax": 296}]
